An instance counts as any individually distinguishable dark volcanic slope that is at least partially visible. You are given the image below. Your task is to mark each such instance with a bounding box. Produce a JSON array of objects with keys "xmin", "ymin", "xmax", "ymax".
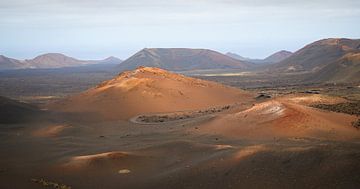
[
  {"xmin": 0, "ymin": 96, "xmax": 40, "ymax": 124},
  {"xmin": 272, "ymin": 38, "xmax": 360, "ymax": 72},
  {"xmin": 117, "ymin": 48, "xmax": 252, "ymax": 71}
]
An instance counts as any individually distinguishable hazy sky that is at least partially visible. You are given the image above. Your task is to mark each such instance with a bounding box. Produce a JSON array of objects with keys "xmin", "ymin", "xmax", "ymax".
[{"xmin": 1, "ymin": 0, "xmax": 360, "ymax": 60}]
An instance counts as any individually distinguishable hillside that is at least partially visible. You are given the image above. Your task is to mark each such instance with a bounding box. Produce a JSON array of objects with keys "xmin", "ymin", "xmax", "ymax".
[
  {"xmin": 0, "ymin": 96, "xmax": 41, "ymax": 123},
  {"xmin": 117, "ymin": 48, "xmax": 252, "ymax": 71},
  {"xmin": 306, "ymin": 52, "xmax": 360, "ymax": 83},
  {"xmin": 0, "ymin": 55, "xmax": 24, "ymax": 70},
  {"xmin": 49, "ymin": 66, "xmax": 253, "ymax": 120},
  {"xmin": 198, "ymin": 97, "xmax": 359, "ymax": 140},
  {"xmin": 272, "ymin": 38, "xmax": 360, "ymax": 72},
  {"xmin": 263, "ymin": 50, "xmax": 293, "ymax": 63},
  {"xmin": 97, "ymin": 56, "xmax": 122, "ymax": 65},
  {"xmin": 225, "ymin": 52, "xmax": 252, "ymax": 61},
  {"xmin": 24, "ymin": 53, "xmax": 91, "ymax": 68}
]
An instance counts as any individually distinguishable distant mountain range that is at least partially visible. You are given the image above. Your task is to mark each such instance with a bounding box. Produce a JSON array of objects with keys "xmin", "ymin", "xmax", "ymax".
[
  {"xmin": 272, "ymin": 38, "xmax": 360, "ymax": 72},
  {"xmin": 226, "ymin": 38, "xmax": 360, "ymax": 83},
  {"xmin": 1, "ymin": 38, "xmax": 359, "ymax": 84},
  {"xmin": 269, "ymin": 38, "xmax": 360, "ymax": 83},
  {"xmin": 226, "ymin": 50, "xmax": 293, "ymax": 64},
  {"xmin": 0, "ymin": 53, "xmax": 122, "ymax": 70},
  {"xmin": 117, "ymin": 48, "xmax": 253, "ymax": 71},
  {"xmin": 0, "ymin": 55, "xmax": 25, "ymax": 70}
]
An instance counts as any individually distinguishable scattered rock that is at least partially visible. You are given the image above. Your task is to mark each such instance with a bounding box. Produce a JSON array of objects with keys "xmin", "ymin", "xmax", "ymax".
[
  {"xmin": 352, "ymin": 119, "xmax": 360, "ymax": 129},
  {"xmin": 30, "ymin": 178, "xmax": 71, "ymax": 189},
  {"xmin": 255, "ymin": 93, "xmax": 272, "ymax": 100},
  {"xmin": 303, "ymin": 90, "xmax": 320, "ymax": 94},
  {"xmin": 118, "ymin": 169, "xmax": 131, "ymax": 174}
]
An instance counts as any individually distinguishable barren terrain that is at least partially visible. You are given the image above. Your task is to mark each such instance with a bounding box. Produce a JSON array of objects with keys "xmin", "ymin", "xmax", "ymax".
[{"xmin": 0, "ymin": 67, "xmax": 360, "ymax": 188}]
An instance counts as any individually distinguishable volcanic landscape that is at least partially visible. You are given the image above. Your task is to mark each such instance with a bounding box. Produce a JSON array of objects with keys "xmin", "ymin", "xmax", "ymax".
[{"xmin": 1, "ymin": 39, "xmax": 360, "ymax": 189}]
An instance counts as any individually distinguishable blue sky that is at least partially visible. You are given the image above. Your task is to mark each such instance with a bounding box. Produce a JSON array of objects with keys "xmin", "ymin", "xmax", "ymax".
[{"xmin": 1, "ymin": 0, "xmax": 360, "ymax": 60}]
